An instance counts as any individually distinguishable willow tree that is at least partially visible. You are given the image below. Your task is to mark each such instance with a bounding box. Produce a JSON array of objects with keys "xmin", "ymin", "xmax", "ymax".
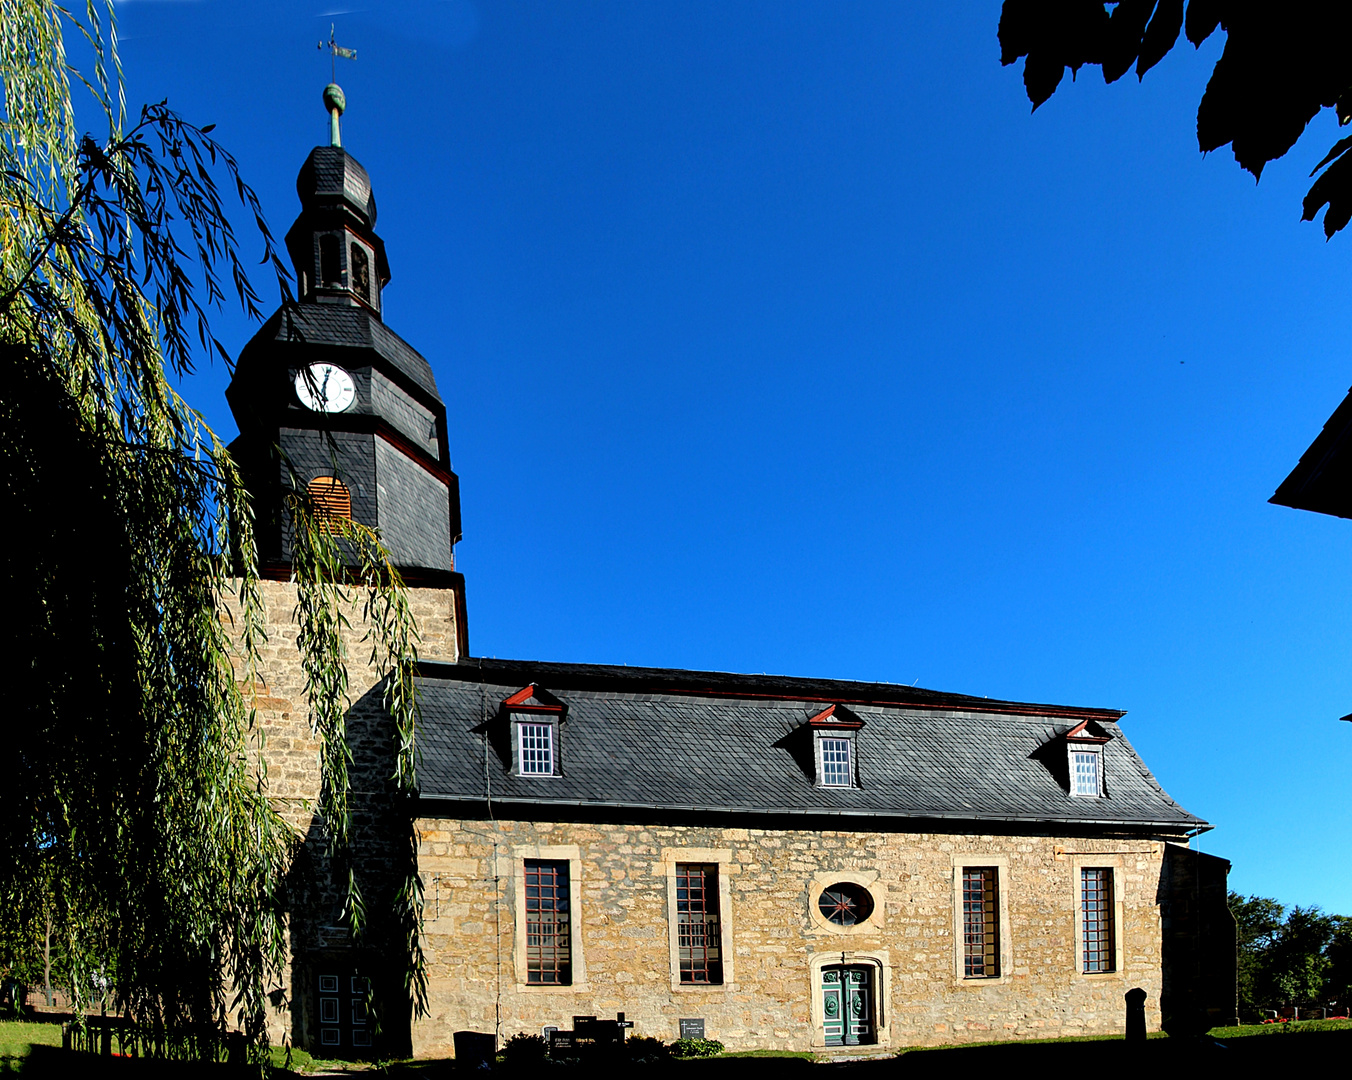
[{"xmin": 0, "ymin": 0, "xmax": 423, "ymax": 1060}]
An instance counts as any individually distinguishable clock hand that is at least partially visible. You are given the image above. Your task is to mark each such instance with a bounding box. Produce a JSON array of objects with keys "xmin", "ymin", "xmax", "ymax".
[{"xmin": 319, "ymin": 367, "xmax": 332, "ymax": 406}]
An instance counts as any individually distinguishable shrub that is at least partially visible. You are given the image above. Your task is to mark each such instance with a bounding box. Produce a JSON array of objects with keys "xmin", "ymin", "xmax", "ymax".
[
  {"xmin": 670, "ymin": 1037, "xmax": 724, "ymax": 1058},
  {"xmin": 627, "ymin": 1036, "xmax": 669, "ymax": 1063},
  {"xmin": 502, "ymin": 1032, "xmax": 548, "ymax": 1066}
]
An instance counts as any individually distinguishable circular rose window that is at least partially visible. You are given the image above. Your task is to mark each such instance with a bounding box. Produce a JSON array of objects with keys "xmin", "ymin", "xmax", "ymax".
[{"xmin": 817, "ymin": 882, "xmax": 875, "ymax": 926}]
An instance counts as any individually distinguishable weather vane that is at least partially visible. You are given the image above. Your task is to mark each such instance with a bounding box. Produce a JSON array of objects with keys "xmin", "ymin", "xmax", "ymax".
[
  {"xmin": 319, "ymin": 24, "xmax": 357, "ymax": 84},
  {"xmin": 317, "ymin": 24, "xmax": 357, "ymax": 149}
]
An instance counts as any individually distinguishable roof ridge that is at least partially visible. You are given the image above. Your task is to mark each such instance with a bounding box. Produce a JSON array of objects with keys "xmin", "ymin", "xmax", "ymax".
[{"xmin": 416, "ymin": 656, "xmax": 1126, "ymax": 721}]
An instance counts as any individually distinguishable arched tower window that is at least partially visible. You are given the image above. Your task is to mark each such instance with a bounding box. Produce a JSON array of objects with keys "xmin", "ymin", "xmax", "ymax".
[
  {"xmin": 319, "ymin": 234, "xmax": 342, "ymax": 285},
  {"xmin": 307, "ymin": 476, "xmax": 351, "ymax": 533},
  {"xmin": 350, "ymin": 242, "xmax": 371, "ymax": 302}
]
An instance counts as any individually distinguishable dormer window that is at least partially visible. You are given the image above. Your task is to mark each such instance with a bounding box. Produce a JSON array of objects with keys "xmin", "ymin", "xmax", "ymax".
[
  {"xmin": 804, "ymin": 704, "xmax": 863, "ymax": 789},
  {"xmin": 503, "ymin": 685, "xmax": 564, "ymax": 777},
  {"xmin": 1065, "ymin": 720, "xmax": 1109, "ymax": 798}
]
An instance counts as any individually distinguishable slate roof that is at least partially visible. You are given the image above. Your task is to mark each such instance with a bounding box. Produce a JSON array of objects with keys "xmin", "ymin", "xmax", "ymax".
[
  {"xmin": 296, "ymin": 146, "xmax": 377, "ymax": 226},
  {"xmin": 1271, "ymin": 383, "xmax": 1352, "ymax": 519},
  {"xmin": 240, "ymin": 303, "xmax": 441, "ymax": 403},
  {"xmin": 414, "ymin": 658, "xmax": 1206, "ymax": 834}
]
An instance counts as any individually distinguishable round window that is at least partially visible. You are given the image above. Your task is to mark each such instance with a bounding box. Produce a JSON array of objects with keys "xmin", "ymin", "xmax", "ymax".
[{"xmin": 817, "ymin": 882, "xmax": 874, "ymax": 926}]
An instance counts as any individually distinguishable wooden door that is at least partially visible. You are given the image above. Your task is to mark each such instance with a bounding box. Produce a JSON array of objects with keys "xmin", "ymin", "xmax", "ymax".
[
  {"xmin": 821, "ymin": 965, "xmax": 874, "ymax": 1046},
  {"xmin": 316, "ymin": 973, "xmax": 372, "ymax": 1054}
]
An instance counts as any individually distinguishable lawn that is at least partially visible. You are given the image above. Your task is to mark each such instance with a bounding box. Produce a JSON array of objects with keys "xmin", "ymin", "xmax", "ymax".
[
  {"xmin": 0, "ymin": 1021, "xmax": 61, "ymax": 1073},
  {"xmin": 5, "ymin": 1019, "xmax": 1352, "ymax": 1075}
]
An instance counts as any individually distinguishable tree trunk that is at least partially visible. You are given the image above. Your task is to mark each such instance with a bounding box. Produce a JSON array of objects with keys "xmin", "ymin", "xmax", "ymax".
[{"xmin": 43, "ymin": 909, "xmax": 51, "ymax": 1008}]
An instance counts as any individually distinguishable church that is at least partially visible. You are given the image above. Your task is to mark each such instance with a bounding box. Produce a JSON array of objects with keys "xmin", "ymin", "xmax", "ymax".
[{"xmin": 225, "ymin": 87, "xmax": 1236, "ymax": 1060}]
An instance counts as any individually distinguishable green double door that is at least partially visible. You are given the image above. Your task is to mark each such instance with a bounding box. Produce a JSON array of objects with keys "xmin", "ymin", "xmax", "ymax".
[{"xmin": 821, "ymin": 965, "xmax": 875, "ymax": 1046}]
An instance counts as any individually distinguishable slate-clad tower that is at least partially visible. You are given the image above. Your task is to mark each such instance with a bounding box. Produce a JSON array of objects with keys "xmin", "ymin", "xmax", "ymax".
[{"xmin": 227, "ymin": 86, "xmax": 465, "ymax": 633}]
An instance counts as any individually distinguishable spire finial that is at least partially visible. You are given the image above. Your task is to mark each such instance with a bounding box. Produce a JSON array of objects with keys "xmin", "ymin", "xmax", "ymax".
[
  {"xmin": 323, "ymin": 84, "xmax": 346, "ymax": 147},
  {"xmin": 318, "ymin": 24, "xmax": 356, "ymax": 148}
]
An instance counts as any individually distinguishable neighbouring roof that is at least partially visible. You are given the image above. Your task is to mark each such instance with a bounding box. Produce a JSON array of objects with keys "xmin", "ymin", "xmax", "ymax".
[
  {"xmin": 1271, "ymin": 384, "xmax": 1352, "ymax": 519},
  {"xmin": 414, "ymin": 658, "xmax": 1206, "ymax": 833}
]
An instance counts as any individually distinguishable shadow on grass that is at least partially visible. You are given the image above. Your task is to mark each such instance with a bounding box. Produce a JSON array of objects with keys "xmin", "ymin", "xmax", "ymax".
[
  {"xmin": 889, "ymin": 1027, "xmax": 1352, "ymax": 1077},
  {"xmin": 12, "ymin": 1028, "xmax": 1352, "ymax": 1077},
  {"xmin": 15, "ymin": 1045, "xmax": 297, "ymax": 1077}
]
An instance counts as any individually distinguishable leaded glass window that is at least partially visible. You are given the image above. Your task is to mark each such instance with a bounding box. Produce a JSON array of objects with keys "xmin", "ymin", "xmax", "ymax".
[
  {"xmin": 525, "ymin": 860, "xmax": 571, "ymax": 985},
  {"xmin": 818, "ymin": 882, "xmax": 875, "ymax": 926},
  {"xmin": 676, "ymin": 864, "xmax": 722, "ymax": 984},
  {"xmin": 962, "ymin": 867, "xmax": 999, "ymax": 978},
  {"xmin": 1082, "ymin": 868, "xmax": 1115, "ymax": 973}
]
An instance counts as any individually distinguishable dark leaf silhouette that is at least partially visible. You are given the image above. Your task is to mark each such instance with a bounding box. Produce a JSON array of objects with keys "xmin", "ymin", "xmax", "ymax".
[
  {"xmin": 1138, "ymin": 0, "xmax": 1183, "ymax": 79},
  {"xmin": 1304, "ymin": 148, "xmax": 1352, "ymax": 237},
  {"xmin": 1310, "ymin": 134, "xmax": 1352, "ymax": 175},
  {"xmin": 1000, "ymin": 1, "xmax": 1352, "ymax": 237},
  {"xmin": 1184, "ymin": 0, "xmax": 1222, "ymax": 47},
  {"xmin": 1103, "ymin": 0, "xmax": 1155, "ymax": 84}
]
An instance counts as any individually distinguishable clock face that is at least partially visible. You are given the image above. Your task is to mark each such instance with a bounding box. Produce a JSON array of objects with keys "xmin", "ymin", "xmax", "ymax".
[{"xmin": 294, "ymin": 363, "xmax": 356, "ymax": 414}]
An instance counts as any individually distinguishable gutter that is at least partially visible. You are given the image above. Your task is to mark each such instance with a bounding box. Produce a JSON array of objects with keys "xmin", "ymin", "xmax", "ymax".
[{"xmin": 414, "ymin": 792, "xmax": 1210, "ymax": 834}]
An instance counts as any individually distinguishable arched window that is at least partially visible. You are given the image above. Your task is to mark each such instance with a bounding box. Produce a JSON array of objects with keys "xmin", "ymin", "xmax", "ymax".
[
  {"xmin": 307, "ymin": 476, "xmax": 351, "ymax": 533},
  {"xmin": 319, "ymin": 234, "xmax": 341, "ymax": 285},
  {"xmin": 350, "ymin": 242, "xmax": 371, "ymax": 301}
]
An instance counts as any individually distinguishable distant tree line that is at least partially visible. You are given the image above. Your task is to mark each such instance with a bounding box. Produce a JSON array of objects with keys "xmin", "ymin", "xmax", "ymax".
[{"xmin": 1231, "ymin": 892, "xmax": 1352, "ymax": 1016}]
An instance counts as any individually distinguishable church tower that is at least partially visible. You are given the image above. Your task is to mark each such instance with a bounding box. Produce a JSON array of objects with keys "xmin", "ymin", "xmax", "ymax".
[
  {"xmin": 224, "ymin": 85, "xmax": 467, "ymax": 1057},
  {"xmin": 227, "ymin": 84, "xmax": 466, "ymax": 650}
]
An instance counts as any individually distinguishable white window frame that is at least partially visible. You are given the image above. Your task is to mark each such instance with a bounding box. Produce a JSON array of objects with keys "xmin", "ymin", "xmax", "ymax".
[
  {"xmin": 814, "ymin": 731, "xmax": 855, "ymax": 788},
  {"xmin": 511, "ymin": 712, "xmax": 560, "ymax": 776},
  {"xmin": 1068, "ymin": 744, "xmax": 1103, "ymax": 798}
]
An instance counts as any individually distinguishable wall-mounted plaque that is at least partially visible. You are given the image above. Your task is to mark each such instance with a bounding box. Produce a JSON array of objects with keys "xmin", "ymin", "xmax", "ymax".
[{"xmin": 679, "ymin": 1018, "xmax": 705, "ymax": 1040}]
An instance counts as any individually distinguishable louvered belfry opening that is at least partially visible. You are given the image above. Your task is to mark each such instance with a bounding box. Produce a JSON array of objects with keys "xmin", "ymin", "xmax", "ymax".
[{"xmin": 307, "ymin": 476, "xmax": 352, "ymax": 533}]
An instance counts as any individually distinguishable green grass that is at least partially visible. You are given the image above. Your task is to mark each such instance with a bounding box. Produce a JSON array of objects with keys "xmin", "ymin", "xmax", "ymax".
[
  {"xmin": 889, "ymin": 1019, "xmax": 1352, "ymax": 1057},
  {"xmin": 0, "ymin": 1020, "xmax": 63, "ymax": 1073},
  {"xmin": 7, "ymin": 1020, "xmax": 1351, "ymax": 1076},
  {"xmin": 1208, "ymin": 1017, "xmax": 1352, "ymax": 1038},
  {"xmin": 268, "ymin": 1043, "xmax": 321, "ymax": 1073},
  {"xmin": 0, "ymin": 1024, "xmax": 339, "ymax": 1076}
]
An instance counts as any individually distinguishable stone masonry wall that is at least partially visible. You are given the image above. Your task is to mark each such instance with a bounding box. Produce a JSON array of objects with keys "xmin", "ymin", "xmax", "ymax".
[
  {"xmin": 226, "ymin": 577, "xmax": 460, "ymax": 822},
  {"xmin": 223, "ymin": 577, "xmax": 461, "ymax": 1047},
  {"xmin": 414, "ymin": 817, "xmax": 1173, "ymax": 1056}
]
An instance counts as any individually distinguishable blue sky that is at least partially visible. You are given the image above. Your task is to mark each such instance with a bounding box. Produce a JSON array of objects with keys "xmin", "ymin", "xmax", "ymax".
[{"xmin": 104, "ymin": 2, "xmax": 1352, "ymax": 911}]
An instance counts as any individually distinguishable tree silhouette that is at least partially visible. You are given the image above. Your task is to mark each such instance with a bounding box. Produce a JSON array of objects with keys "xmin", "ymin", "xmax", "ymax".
[
  {"xmin": 1, "ymin": 0, "xmax": 425, "ymax": 1060},
  {"xmin": 999, "ymin": 2, "xmax": 1352, "ymax": 238}
]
